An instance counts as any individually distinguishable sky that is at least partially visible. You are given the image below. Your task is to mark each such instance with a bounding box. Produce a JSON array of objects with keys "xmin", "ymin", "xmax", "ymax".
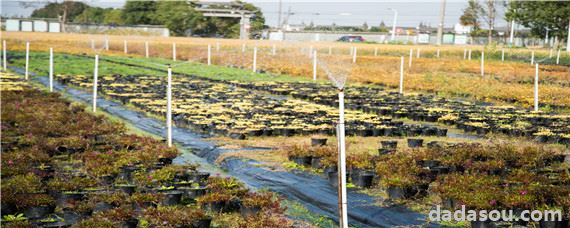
[{"xmin": 0, "ymin": 0, "xmax": 509, "ymax": 28}]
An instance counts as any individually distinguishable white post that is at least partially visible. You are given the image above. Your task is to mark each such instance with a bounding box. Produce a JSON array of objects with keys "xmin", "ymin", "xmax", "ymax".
[
  {"xmin": 105, "ymin": 39, "xmax": 109, "ymax": 51},
  {"xmin": 509, "ymin": 20, "xmax": 515, "ymax": 46},
  {"xmin": 374, "ymin": 47, "xmax": 378, "ymax": 56},
  {"xmin": 436, "ymin": 49, "xmax": 440, "ymax": 58},
  {"xmin": 530, "ymin": 51, "xmax": 534, "ymax": 65},
  {"xmin": 25, "ymin": 42, "xmax": 29, "ymax": 80},
  {"xmin": 272, "ymin": 44, "xmax": 276, "ymax": 56},
  {"xmin": 556, "ymin": 49, "xmax": 560, "ymax": 64},
  {"xmin": 328, "ymin": 46, "xmax": 332, "ymax": 55},
  {"xmin": 49, "ymin": 48, "xmax": 53, "ymax": 92},
  {"xmin": 416, "ymin": 48, "xmax": 420, "ymax": 58},
  {"xmin": 91, "ymin": 39, "xmax": 95, "ymax": 50},
  {"xmin": 2, "ymin": 40, "xmax": 6, "ymax": 72},
  {"xmin": 352, "ymin": 47, "xmax": 357, "ymax": 63},
  {"xmin": 390, "ymin": 9, "xmax": 398, "ymax": 41},
  {"xmin": 124, "ymin": 40, "xmax": 127, "ymax": 54},
  {"xmin": 501, "ymin": 49, "xmax": 505, "ymax": 62},
  {"xmin": 313, "ymin": 50, "xmax": 317, "ymax": 81},
  {"xmin": 172, "ymin": 43, "xmax": 176, "ymax": 61},
  {"xmin": 463, "ymin": 49, "xmax": 467, "ymax": 59},
  {"xmin": 408, "ymin": 48, "xmax": 413, "ymax": 67},
  {"xmin": 242, "ymin": 43, "xmax": 246, "ymax": 53},
  {"xmin": 534, "ymin": 63, "xmax": 539, "ymax": 112},
  {"xmin": 252, "ymin": 47, "xmax": 257, "ymax": 72},
  {"xmin": 468, "ymin": 49, "xmax": 472, "ymax": 60},
  {"xmin": 93, "ymin": 55, "xmax": 99, "ymax": 112},
  {"xmin": 399, "ymin": 56, "xmax": 404, "ymax": 94},
  {"xmin": 481, "ymin": 51, "xmax": 485, "ymax": 77},
  {"xmin": 309, "ymin": 46, "xmax": 314, "ymax": 58},
  {"xmin": 337, "ymin": 91, "xmax": 348, "ymax": 228},
  {"xmin": 145, "ymin": 41, "xmax": 149, "ymax": 58},
  {"xmin": 207, "ymin": 44, "xmax": 212, "ymax": 65},
  {"xmin": 167, "ymin": 66, "xmax": 172, "ymax": 147}
]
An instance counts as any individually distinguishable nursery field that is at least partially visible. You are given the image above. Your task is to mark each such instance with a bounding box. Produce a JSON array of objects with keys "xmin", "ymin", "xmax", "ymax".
[{"xmin": 2, "ymin": 31, "xmax": 570, "ymax": 228}]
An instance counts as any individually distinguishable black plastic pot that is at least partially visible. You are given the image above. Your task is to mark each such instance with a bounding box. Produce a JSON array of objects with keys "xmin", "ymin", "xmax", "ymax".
[
  {"xmin": 386, "ymin": 186, "xmax": 407, "ymax": 200},
  {"xmin": 99, "ymin": 175, "xmax": 116, "ymax": 185},
  {"xmin": 327, "ymin": 171, "xmax": 339, "ymax": 187},
  {"xmin": 407, "ymin": 138, "xmax": 424, "ymax": 148},
  {"xmin": 311, "ymin": 157, "xmax": 324, "ymax": 169},
  {"xmin": 291, "ymin": 156, "xmax": 312, "ymax": 166},
  {"xmin": 116, "ymin": 185, "xmax": 136, "ymax": 195},
  {"xmin": 441, "ymin": 197, "xmax": 457, "ymax": 209},
  {"xmin": 158, "ymin": 157, "xmax": 173, "ymax": 165},
  {"xmin": 311, "ymin": 138, "xmax": 328, "ymax": 146},
  {"xmin": 161, "ymin": 190, "xmax": 183, "ymax": 206},
  {"xmin": 353, "ymin": 171, "xmax": 375, "ymax": 188},
  {"xmin": 179, "ymin": 187, "xmax": 207, "ymax": 199},
  {"xmin": 240, "ymin": 205, "xmax": 261, "ymax": 218},
  {"xmin": 24, "ymin": 205, "xmax": 55, "ymax": 219},
  {"xmin": 380, "ymin": 140, "xmax": 398, "ymax": 149},
  {"xmin": 191, "ymin": 217, "xmax": 212, "ymax": 228},
  {"xmin": 190, "ymin": 172, "xmax": 211, "ymax": 183},
  {"xmin": 122, "ymin": 219, "xmax": 138, "ymax": 228}
]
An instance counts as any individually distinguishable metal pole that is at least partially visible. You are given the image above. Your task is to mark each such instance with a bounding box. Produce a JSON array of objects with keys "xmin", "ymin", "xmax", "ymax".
[
  {"xmin": 509, "ymin": 20, "xmax": 515, "ymax": 46},
  {"xmin": 481, "ymin": 51, "xmax": 484, "ymax": 76},
  {"xmin": 172, "ymin": 43, "xmax": 176, "ymax": 61},
  {"xmin": 468, "ymin": 49, "xmax": 472, "ymax": 60},
  {"xmin": 253, "ymin": 47, "xmax": 257, "ymax": 72},
  {"xmin": 436, "ymin": 0, "xmax": 446, "ymax": 46},
  {"xmin": 2, "ymin": 40, "xmax": 6, "ymax": 71},
  {"xmin": 49, "ymin": 48, "xmax": 53, "ymax": 92},
  {"xmin": 337, "ymin": 90, "xmax": 348, "ymax": 228},
  {"xmin": 556, "ymin": 49, "xmax": 560, "ymax": 64},
  {"xmin": 408, "ymin": 48, "xmax": 413, "ymax": 67},
  {"xmin": 208, "ymin": 44, "xmax": 212, "ymax": 65},
  {"xmin": 501, "ymin": 49, "xmax": 505, "ymax": 62},
  {"xmin": 93, "ymin": 55, "xmax": 99, "ymax": 112},
  {"xmin": 352, "ymin": 47, "xmax": 357, "ymax": 63},
  {"xmin": 167, "ymin": 66, "xmax": 172, "ymax": 147},
  {"xmin": 145, "ymin": 41, "xmax": 149, "ymax": 58},
  {"xmin": 530, "ymin": 51, "xmax": 534, "ymax": 65},
  {"xmin": 416, "ymin": 48, "xmax": 420, "ymax": 58},
  {"xmin": 463, "ymin": 49, "xmax": 466, "ymax": 59},
  {"xmin": 399, "ymin": 56, "xmax": 404, "ymax": 94},
  {"xmin": 313, "ymin": 50, "xmax": 317, "ymax": 81},
  {"xmin": 390, "ymin": 9, "xmax": 398, "ymax": 41},
  {"xmin": 534, "ymin": 63, "xmax": 539, "ymax": 112},
  {"xmin": 105, "ymin": 39, "xmax": 109, "ymax": 51},
  {"xmin": 25, "ymin": 42, "xmax": 29, "ymax": 80}
]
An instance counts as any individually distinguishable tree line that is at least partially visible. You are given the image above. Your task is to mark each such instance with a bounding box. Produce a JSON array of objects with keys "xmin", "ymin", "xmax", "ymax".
[{"xmin": 30, "ymin": 0, "xmax": 266, "ymax": 38}]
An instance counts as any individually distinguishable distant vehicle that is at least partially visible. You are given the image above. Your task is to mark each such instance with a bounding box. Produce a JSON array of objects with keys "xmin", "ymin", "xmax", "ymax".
[{"xmin": 337, "ymin": 35, "xmax": 365, "ymax": 42}]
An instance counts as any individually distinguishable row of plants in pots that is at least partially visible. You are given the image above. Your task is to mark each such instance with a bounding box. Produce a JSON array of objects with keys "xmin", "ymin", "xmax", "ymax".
[
  {"xmin": 285, "ymin": 138, "xmax": 570, "ymax": 227},
  {"xmin": 220, "ymin": 80, "xmax": 570, "ymax": 145},
  {"xmin": 53, "ymin": 73, "xmax": 448, "ymax": 140},
  {"xmin": 1, "ymin": 80, "xmax": 292, "ymax": 227}
]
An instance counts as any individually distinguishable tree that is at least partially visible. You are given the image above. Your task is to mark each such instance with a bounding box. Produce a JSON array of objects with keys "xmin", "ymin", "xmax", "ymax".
[
  {"xmin": 460, "ymin": 0, "xmax": 481, "ymax": 30},
  {"xmin": 154, "ymin": 0, "xmax": 203, "ymax": 36},
  {"xmin": 73, "ymin": 7, "xmax": 109, "ymax": 24},
  {"xmin": 121, "ymin": 0, "xmax": 158, "ymax": 25},
  {"xmin": 103, "ymin": 9, "xmax": 124, "ymax": 25},
  {"xmin": 506, "ymin": 1, "xmax": 570, "ymax": 47},
  {"xmin": 480, "ymin": 0, "xmax": 497, "ymax": 43},
  {"xmin": 31, "ymin": 1, "xmax": 89, "ymax": 32},
  {"xmin": 362, "ymin": 22, "xmax": 369, "ymax": 31}
]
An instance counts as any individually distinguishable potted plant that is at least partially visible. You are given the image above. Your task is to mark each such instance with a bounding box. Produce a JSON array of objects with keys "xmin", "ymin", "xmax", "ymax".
[
  {"xmin": 198, "ymin": 192, "xmax": 238, "ymax": 213},
  {"xmin": 240, "ymin": 192, "xmax": 276, "ymax": 218}
]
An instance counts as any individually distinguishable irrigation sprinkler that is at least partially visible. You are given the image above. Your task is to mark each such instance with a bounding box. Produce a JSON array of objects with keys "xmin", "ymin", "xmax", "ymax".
[
  {"xmin": 145, "ymin": 41, "xmax": 149, "ymax": 58},
  {"xmin": 399, "ymin": 56, "xmax": 404, "ymax": 94},
  {"xmin": 374, "ymin": 47, "xmax": 378, "ymax": 56},
  {"xmin": 319, "ymin": 58, "xmax": 350, "ymax": 228},
  {"xmin": 167, "ymin": 65, "xmax": 173, "ymax": 147},
  {"xmin": 501, "ymin": 49, "xmax": 505, "ymax": 62},
  {"xmin": 49, "ymin": 48, "xmax": 53, "ymax": 92},
  {"xmin": 25, "ymin": 42, "xmax": 29, "ymax": 80},
  {"xmin": 534, "ymin": 63, "xmax": 539, "ymax": 112},
  {"xmin": 416, "ymin": 48, "xmax": 420, "ymax": 58},
  {"xmin": 481, "ymin": 51, "xmax": 485, "ymax": 76},
  {"xmin": 2, "ymin": 40, "xmax": 6, "ymax": 72},
  {"xmin": 124, "ymin": 40, "xmax": 128, "ymax": 54},
  {"xmin": 530, "ymin": 51, "xmax": 534, "ymax": 65},
  {"xmin": 352, "ymin": 47, "xmax": 357, "ymax": 63},
  {"xmin": 556, "ymin": 49, "xmax": 560, "ymax": 64},
  {"xmin": 409, "ymin": 48, "xmax": 413, "ymax": 67},
  {"xmin": 93, "ymin": 55, "xmax": 99, "ymax": 113},
  {"xmin": 468, "ymin": 49, "xmax": 472, "ymax": 60},
  {"xmin": 253, "ymin": 47, "xmax": 257, "ymax": 73},
  {"xmin": 313, "ymin": 50, "xmax": 317, "ymax": 81},
  {"xmin": 172, "ymin": 43, "xmax": 176, "ymax": 61},
  {"xmin": 207, "ymin": 44, "xmax": 212, "ymax": 65}
]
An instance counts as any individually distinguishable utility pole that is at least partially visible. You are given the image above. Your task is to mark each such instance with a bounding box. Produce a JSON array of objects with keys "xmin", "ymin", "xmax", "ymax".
[
  {"xmin": 436, "ymin": 0, "xmax": 446, "ymax": 46},
  {"xmin": 509, "ymin": 20, "xmax": 515, "ymax": 46},
  {"xmin": 389, "ymin": 8, "xmax": 398, "ymax": 41}
]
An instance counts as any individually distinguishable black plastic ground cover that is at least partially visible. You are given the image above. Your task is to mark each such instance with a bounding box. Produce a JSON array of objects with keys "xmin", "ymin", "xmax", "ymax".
[{"xmin": 15, "ymin": 67, "xmax": 434, "ymax": 227}]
